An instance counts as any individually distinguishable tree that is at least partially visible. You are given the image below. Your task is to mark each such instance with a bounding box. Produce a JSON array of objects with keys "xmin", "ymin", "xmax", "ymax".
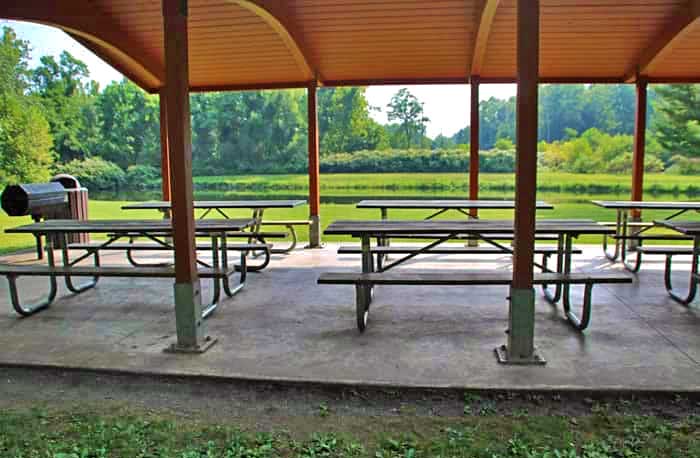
[
  {"xmin": 97, "ymin": 79, "xmax": 160, "ymax": 169},
  {"xmin": 478, "ymin": 96, "xmax": 515, "ymax": 148},
  {"xmin": 386, "ymin": 88, "xmax": 429, "ymax": 148},
  {"xmin": 0, "ymin": 27, "xmax": 54, "ymax": 184},
  {"xmin": 318, "ymin": 87, "xmax": 387, "ymax": 154},
  {"xmin": 653, "ymin": 84, "xmax": 700, "ymax": 160},
  {"xmin": 31, "ymin": 51, "xmax": 100, "ymax": 162},
  {"xmin": 432, "ymin": 134, "xmax": 455, "ymax": 149}
]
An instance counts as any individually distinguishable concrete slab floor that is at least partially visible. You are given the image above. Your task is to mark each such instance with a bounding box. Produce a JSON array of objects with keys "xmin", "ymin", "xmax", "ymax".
[{"xmin": 0, "ymin": 244, "xmax": 698, "ymax": 391}]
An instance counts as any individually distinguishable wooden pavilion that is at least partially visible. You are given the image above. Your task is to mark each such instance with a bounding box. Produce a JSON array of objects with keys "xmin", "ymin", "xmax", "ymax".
[{"xmin": 2, "ymin": 0, "xmax": 699, "ymax": 361}]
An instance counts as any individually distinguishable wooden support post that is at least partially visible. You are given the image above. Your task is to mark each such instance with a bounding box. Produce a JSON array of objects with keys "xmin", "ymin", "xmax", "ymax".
[
  {"xmin": 159, "ymin": 90, "xmax": 172, "ymax": 202},
  {"xmin": 496, "ymin": 0, "xmax": 544, "ymax": 365},
  {"xmin": 307, "ymin": 82, "xmax": 322, "ymax": 248},
  {"xmin": 631, "ymin": 79, "xmax": 648, "ymax": 220},
  {"xmin": 162, "ymin": 0, "xmax": 213, "ymax": 353},
  {"xmin": 469, "ymin": 77, "xmax": 480, "ymax": 218}
]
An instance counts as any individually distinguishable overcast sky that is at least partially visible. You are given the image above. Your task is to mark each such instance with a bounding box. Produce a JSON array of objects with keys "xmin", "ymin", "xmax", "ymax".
[{"xmin": 4, "ymin": 20, "xmax": 517, "ymax": 138}]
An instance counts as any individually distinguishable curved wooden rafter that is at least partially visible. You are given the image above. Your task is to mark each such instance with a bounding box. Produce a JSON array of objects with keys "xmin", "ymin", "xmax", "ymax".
[
  {"xmin": 230, "ymin": 0, "xmax": 316, "ymax": 82},
  {"xmin": 0, "ymin": 2, "xmax": 164, "ymax": 89},
  {"xmin": 470, "ymin": 0, "xmax": 500, "ymax": 79},
  {"xmin": 624, "ymin": 0, "xmax": 700, "ymax": 82}
]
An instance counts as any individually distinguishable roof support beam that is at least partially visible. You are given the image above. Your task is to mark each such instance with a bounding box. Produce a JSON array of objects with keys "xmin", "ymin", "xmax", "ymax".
[
  {"xmin": 307, "ymin": 82, "xmax": 322, "ymax": 248},
  {"xmin": 232, "ymin": 1, "xmax": 316, "ymax": 82},
  {"xmin": 624, "ymin": 0, "xmax": 700, "ymax": 82},
  {"xmin": 498, "ymin": 0, "xmax": 544, "ymax": 366},
  {"xmin": 471, "ymin": 0, "xmax": 500, "ymax": 78},
  {"xmin": 469, "ymin": 78, "xmax": 480, "ymax": 218},
  {"xmin": 631, "ymin": 80, "xmax": 648, "ymax": 219},
  {"xmin": 0, "ymin": 1, "xmax": 164, "ymax": 88},
  {"xmin": 162, "ymin": 0, "xmax": 211, "ymax": 353}
]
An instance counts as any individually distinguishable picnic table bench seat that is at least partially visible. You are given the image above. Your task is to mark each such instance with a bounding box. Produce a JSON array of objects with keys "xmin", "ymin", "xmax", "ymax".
[
  {"xmin": 318, "ymin": 271, "xmax": 632, "ymax": 332},
  {"xmin": 0, "ymin": 261, "xmax": 244, "ymax": 318},
  {"xmin": 0, "ymin": 264, "xmax": 235, "ymax": 278},
  {"xmin": 612, "ymin": 234, "xmax": 692, "ymax": 241},
  {"xmin": 636, "ymin": 246, "xmax": 695, "ymax": 256}
]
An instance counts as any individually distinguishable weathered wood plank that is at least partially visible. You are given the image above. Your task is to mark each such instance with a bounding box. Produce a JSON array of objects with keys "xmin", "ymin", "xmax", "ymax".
[
  {"xmin": 122, "ymin": 200, "xmax": 307, "ymax": 210},
  {"xmin": 356, "ymin": 200, "xmax": 554, "ymax": 210},
  {"xmin": 0, "ymin": 264, "xmax": 234, "ymax": 278},
  {"xmin": 318, "ymin": 271, "xmax": 632, "ymax": 286},
  {"xmin": 324, "ymin": 219, "xmax": 612, "ymax": 236},
  {"xmin": 592, "ymin": 201, "xmax": 700, "ymax": 210},
  {"xmin": 5, "ymin": 219, "xmax": 254, "ymax": 234},
  {"xmin": 637, "ymin": 246, "xmax": 695, "ymax": 255}
]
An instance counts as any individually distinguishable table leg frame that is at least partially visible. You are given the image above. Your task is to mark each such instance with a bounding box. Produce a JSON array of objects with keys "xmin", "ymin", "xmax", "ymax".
[
  {"xmin": 664, "ymin": 236, "xmax": 699, "ymax": 306},
  {"xmin": 7, "ymin": 239, "xmax": 58, "ymax": 317}
]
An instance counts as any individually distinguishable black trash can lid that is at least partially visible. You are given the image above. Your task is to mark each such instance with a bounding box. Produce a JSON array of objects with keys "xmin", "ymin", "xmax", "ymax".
[{"xmin": 51, "ymin": 174, "xmax": 81, "ymax": 189}]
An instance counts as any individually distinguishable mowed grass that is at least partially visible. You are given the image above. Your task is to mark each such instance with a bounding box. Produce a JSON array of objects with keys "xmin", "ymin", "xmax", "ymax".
[
  {"xmin": 2, "ymin": 172, "xmax": 699, "ymax": 254},
  {"xmin": 194, "ymin": 172, "xmax": 700, "ymax": 195},
  {"xmin": 1, "ymin": 405, "xmax": 698, "ymax": 457}
]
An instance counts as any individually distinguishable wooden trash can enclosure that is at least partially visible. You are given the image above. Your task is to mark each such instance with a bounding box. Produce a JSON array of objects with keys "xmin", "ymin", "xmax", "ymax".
[{"xmin": 50, "ymin": 174, "xmax": 90, "ymax": 246}]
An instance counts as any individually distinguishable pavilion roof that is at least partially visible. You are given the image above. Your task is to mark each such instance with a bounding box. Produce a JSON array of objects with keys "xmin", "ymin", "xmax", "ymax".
[{"xmin": 3, "ymin": 0, "xmax": 699, "ymax": 92}]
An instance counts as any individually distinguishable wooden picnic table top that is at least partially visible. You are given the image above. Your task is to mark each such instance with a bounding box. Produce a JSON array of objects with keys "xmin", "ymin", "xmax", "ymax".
[
  {"xmin": 5, "ymin": 219, "xmax": 255, "ymax": 235},
  {"xmin": 655, "ymin": 220, "xmax": 700, "ymax": 236},
  {"xmin": 122, "ymin": 200, "xmax": 307, "ymax": 210},
  {"xmin": 324, "ymin": 219, "xmax": 613, "ymax": 236},
  {"xmin": 356, "ymin": 199, "xmax": 554, "ymax": 210},
  {"xmin": 591, "ymin": 200, "xmax": 700, "ymax": 210}
]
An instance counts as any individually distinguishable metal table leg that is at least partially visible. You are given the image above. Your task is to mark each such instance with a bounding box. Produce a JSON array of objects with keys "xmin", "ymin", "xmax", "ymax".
[
  {"xmin": 664, "ymin": 236, "xmax": 699, "ymax": 306},
  {"xmin": 222, "ymin": 232, "xmax": 247, "ymax": 298},
  {"xmin": 201, "ymin": 235, "xmax": 221, "ymax": 319},
  {"xmin": 357, "ymin": 235, "xmax": 373, "ymax": 332},
  {"xmin": 603, "ymin": 210, "xmax": 622, "ymax": 261},
  {"xmin": 620, "ymin": 210, "xmax": 643, "ymax": 273},
  {"xmin": 7, "ymin": 236, "xmax": 57, "ymax": 316},
  {"xmin": 561, "ymin": 233, "xmax": 595, "ymax": 330},
  {"xmin": 61, "ymin": 232, "xmax": 99, "ymax": 294},
  {"xmin": 543, "ymin": 233, "xmax": 564, "ymax": 304}
]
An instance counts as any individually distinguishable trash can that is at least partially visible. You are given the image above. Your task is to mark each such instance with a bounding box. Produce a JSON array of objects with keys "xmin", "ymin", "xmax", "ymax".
[{"xmin": 51, "ymin": 174, "xmax": 90, "ymax": 245}]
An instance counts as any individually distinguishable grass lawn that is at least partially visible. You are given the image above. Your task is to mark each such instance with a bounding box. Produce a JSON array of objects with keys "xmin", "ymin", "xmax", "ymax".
[
  {"xmin": 2, "ymin": 172, "xmax": 698, "ymax": 254},
  {"xmin": 1, "ymin": 405, "xmax": 698, "ymax": 457},
  {"xmin": 194, "ymin": 172, "xmax": 700, "ymax": 195}
]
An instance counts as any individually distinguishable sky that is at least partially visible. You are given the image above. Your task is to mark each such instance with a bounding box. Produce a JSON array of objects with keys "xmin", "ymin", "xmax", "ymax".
[{"xmin": 4, "ymin": 20, "xmax": 517, "ymax": 138}]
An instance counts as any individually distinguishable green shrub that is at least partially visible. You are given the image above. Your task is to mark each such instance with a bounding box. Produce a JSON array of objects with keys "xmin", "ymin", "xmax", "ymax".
[
  {"xmin": 126, "ymin": 164, "xmax": 160, "ymax": 189},
  {"xmin": 667, "ymin": 155, "xmax": 700, "ymax": 175},
  {"xmin": 55, "ymin": 157, "xmax": 126, "ymax": 190}
]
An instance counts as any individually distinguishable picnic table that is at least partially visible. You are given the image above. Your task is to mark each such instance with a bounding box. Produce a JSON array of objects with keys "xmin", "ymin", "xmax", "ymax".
[
  {"xmin": 320, "ymin": 219, "xmax": 630, "ymax": 332},
  {"xmin": 591, "ymin": 200, "xmax": 700, "ymax": 272},
  {"xmin": 123, "ymin": 200, "xmax": 308, "ymax": 253},
  {"xmin": 356, "ymin": 199, "xmax": 556, "ymax": 255},
  {"xmin": 653, "ymin": 220, "xmax": 700, "ymax": 306},
  {"xmin": 0, "ymin": 218, "xmax": 254, "ymax": 317},
  {"xmin": 357, "ymin": 199, "xmax": 554, "ymax": 220}
]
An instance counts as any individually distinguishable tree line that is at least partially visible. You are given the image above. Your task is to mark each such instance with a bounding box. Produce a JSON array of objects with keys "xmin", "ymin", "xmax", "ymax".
[{"xmin": 1, "ymin": 25, "xmax": 699, "ymax": 189}]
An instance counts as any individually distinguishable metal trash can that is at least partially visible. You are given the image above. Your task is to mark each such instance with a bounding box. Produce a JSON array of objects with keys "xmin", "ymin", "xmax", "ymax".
[{"xmin": 51, "ymin": 174, "xmax": 90, "ymax": 245}]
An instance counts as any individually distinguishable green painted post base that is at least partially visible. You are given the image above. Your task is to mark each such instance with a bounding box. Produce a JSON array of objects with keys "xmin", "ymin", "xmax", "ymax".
[
  {"xmin": 495, "ymin": 287, "xmax": 546, "ymax": 365},
  {"xmin": 165, "ymin": 281, "xmax": 217, "ymax": 354},
  {"xmin": 305, "ymin": 215, "xmax": 325, "ymax": 249}
]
